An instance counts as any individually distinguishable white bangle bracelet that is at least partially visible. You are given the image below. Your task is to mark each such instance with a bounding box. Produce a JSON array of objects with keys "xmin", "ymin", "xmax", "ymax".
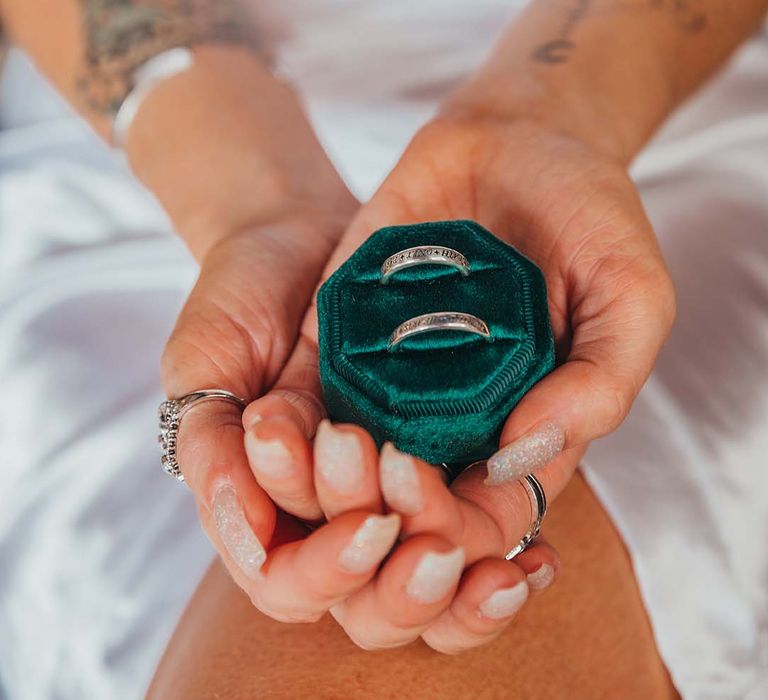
[{"xmin": 111, "ymin": 47, "xmax": 194, "ymax": 150}]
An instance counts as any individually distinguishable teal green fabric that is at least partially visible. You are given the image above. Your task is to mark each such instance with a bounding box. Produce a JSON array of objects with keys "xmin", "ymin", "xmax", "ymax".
[{"xmin": 317, "ymin": 220, "xmax": 554, "ymax": 467}]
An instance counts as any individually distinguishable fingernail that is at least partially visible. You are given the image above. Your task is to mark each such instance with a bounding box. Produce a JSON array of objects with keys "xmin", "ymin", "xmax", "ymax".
[
  {"xmin": 338, "ymin": 514, "xmax": 401, "ymax": 574},
  {"xmin": 244, "ymin": 427, "xmax": 294, "ymax": 479},
  {"xmin": 380, "ymin": 442, "xmax": 423, "ymax": 515},
  {"xmin": 243, "ymin": 410, "xmax": 263, "ymax": 431},
  {"xmin": 478, "ymin": 581, "xmax": 529, "ymax": 619},
  {"xmin": 405, "ymin": 547, "xmax": 465, "ymax": 604},
  {"xmin": 526, "ymin": 563, "xmax": 555, "ymax": 591},
  {"xmin": 485, "ymin": 422, "xmax": 565, "ymax": 486},
  {"xmin": 212, "ymin": 483, "xmax": 266, "ymax": 579},
  {"xmin": 315, "ymin": 420, "xmax": 365, "ymax": 494}
]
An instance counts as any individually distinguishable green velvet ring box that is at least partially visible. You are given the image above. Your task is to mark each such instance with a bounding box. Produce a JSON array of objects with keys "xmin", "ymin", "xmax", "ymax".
[{"xmin": 317, "ymin": 220, "xmax": 554, "ymax": 469}]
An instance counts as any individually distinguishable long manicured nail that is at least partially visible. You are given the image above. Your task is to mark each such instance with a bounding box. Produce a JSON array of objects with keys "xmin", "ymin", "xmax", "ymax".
[
  {"xmin": 527, "ymin": 563, "xmax": 555, "ymax": 591},
  {"xmin": 478, "ymin": 581, "xmax": 529, "ymax": 619},
  {"xmin": 245, "ymin": 426, "xmax": 294, "ymax": 479},
  {"xmin": 380, "ymin": 442, "xmax": 423, "ymax": 515},
  {"xmin": 485, "ymin": 422, "xmax": 565, "ymax": 486},
  {"xmin": 315, "ymin": 420, "xmax": 365, "ymax": 494},
  {"xmin": 338, "ymin": 514, "xmax": 401, "ymax": 574},
  {"xmin": 405, "ymin": 547, "xmax": 465, "ymax": 604},
  {"xmin": 212, "ymin": 484, "xmax": 266, "ymax": 579}
]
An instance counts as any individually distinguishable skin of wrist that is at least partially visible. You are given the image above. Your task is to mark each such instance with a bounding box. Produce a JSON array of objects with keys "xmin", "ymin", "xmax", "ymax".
[
  {"xmin": 174, "ymin": 188, "xmax": 357, "ymax": 264},
  {"xmin": 438, "ymin": 74, "xmax": 653, "ymax": 167},
  {"xmin": 123, "ymin": 45, "xmax": 357, "ymax": 262},
  {"xmin": 197, "ymin": 208, "xmax": 354, "ymax": 275}
]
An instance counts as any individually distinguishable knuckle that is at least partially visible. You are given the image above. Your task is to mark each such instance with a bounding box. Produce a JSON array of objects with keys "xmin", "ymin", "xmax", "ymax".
[
  {"xmin": 639, "ymin": 267, "xmax": 677, "ymax": 337},
  {"xmin": 270, "ymin": 388, "xmax": 326, "ymax": 436},
  {"xmin": 340, "ymin": 618, "xmax": 414, "ymax": 650},
  {"xmin": 422, "ymin": 625, "xmax": 503, "ymax": 654},
  {"xmin": 600, "ymin": 382, "xmax": 630, "ymax": 432},
  {"xmin": 348, "ymin": 635, "xmax": 392, "ymax": 652},
  {"xmin": 657, "ymin": 276, "xmax": 677, "ymax": 334},
  {"xmin": 293, "ymin": 565, "xmax": 345, "ymax": 604},
  {"xmin": 347, "ymin": 631, "xmax": 407, "ymax": 652},
  {"xmin": 420, "ymin": 631, "xmax": 470, "ymax": 656},
  {"xmin": 452, "ymin": 482, "xmax": 523, "ymax": 556},
  {"xmin": 254, "ymin": 598, "xmax": 324, "ymax": 624},
  {"xmin": 159, "ymin": 335, "xmax": 183, "ymax": 387},
  {"xmin": 266, "ymin": 608, "xmax": 324, "ymax": 624},
  {"xmin": 581, "ymin": 365, "xmax": 632, "ymax": 435}
]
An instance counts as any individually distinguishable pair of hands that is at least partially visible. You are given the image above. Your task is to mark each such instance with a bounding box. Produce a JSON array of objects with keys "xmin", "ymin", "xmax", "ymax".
[{"xmin": 161, "ymin": 115, "xmax": 675, "ymax": 652}]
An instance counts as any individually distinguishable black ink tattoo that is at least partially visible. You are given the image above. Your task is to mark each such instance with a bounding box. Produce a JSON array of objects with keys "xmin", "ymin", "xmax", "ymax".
[
  {"xmin": 531, "ymin": 0, "xmax": 707, "ymax": 66},
  {"xmin": 532, "ymin": 0, "xmax": 592, "ymax": 64},
  {"xmin": 77, "ymin": 0, "xmax": 260, "ymax": 115}
]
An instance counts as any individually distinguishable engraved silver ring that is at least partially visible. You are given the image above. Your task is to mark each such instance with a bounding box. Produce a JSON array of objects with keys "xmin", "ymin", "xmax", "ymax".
[
  {"xmin": 158, "ymin": 389, "xmax": 247, "ymax": 482},
  {"xmin": 380, "ymin": 245, "xmax": 470, "ymax": 284},
  {"xmin": 387, "ymin": 311, "xmax": 491, "ymax": 350}
]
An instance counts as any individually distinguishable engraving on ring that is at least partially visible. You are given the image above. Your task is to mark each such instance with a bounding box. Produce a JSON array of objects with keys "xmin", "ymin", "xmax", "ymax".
[
  {"xmin": 380, "ymin": 245, "xmax": 470, "ymax": 284},
  {"xmin": 388, "ymin": 311, "xmax": 491, "ymax": 350}
]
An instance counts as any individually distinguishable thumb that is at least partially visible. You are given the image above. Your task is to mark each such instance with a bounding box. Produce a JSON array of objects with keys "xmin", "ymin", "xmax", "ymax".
[{"xmin": 484, "ymin": 276, "xmax": 675, "ymax": 486}]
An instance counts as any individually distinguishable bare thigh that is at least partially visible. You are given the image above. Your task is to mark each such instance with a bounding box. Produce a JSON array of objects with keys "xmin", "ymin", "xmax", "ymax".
[{"xmin": 146, "ymin": 471, "xmax": 680, "ymax": 700}]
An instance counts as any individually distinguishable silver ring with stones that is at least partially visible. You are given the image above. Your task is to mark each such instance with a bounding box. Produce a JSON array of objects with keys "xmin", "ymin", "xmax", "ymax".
[
  {"xmin": 158, "ymin": 389, "xmax": 247, "ymax": 482},
  {"xmin": 380, "ymin": 245, "xmax": 470, "ymax": 284},
  {"xmin": 505, "ymin": 474, "xmax": 547, "ymax": 560},
  {"xmin": 387, "ymin": 311, "xmax": 491, "ymax": 350}
]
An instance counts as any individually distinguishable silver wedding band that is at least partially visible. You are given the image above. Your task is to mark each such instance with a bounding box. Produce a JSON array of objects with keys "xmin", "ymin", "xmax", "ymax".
[
  {"xmin": 158, "ymin": 389, "xmax": 247, "ymax": 482},
  {"xmin": 387, "ymin": 311, "xmax": 491, "ymax": 350},
  {"xmin": 505, "ymin": 473, "xmax": 548, "ymax": 560},
  {"xmin": 380, "ymin": 245, "xmax": 470, "ymax": 284}
]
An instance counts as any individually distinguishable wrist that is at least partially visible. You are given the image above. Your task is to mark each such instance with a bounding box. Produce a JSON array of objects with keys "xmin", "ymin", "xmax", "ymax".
[
  {"xmin": 438, "ymin": 72, "xmax": 653, "ymax": 167},
  {"xmin": 437, "ymin": 2, "xmax": 683, "ymax": 166},
  {"xmin": 166, "ymin": 184, "xmax": 357, "ymax": 264},
  {"xmin": 199, "ymin": 208, "xmax": 353, "ymax": 272},
  {"xmin": 123, "ymin": 45, "xmax": 356, "ymax": 261}
]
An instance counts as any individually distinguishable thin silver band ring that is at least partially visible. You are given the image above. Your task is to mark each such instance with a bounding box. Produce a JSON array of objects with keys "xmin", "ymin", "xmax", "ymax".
[
  {"xmin": 158, "ymin": 389, "xmax": 247, "ymax": 482},
  {"xmin": 505, "ymin": 473, "xmax": 548, "ymax": 560},
  {"xmin": 380, "ymin": 245, "xmax": 470, "ymax": 284},
  {"xmin": 387, "ymin": 311, "xmax": 491, "ymax": 350}
]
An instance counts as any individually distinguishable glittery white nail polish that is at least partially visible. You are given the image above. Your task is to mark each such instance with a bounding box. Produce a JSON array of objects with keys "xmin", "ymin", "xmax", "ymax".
[
  {"xmin": 527, "ymin": 563, "xmax": 555, "ymax": 591},
  {"xmin": 213, "ymin": 484, "xmax": 266, "ymax": 579},
  {"xmin": 244, "ymin": 431, "xmax": 294, "ymax": 479},
  {"xmin": 338, "ymin": 514, "xmax": 401, "ymax": 574},
  {"xmin": 405, "ymin": 547, "xmax": 465, "ymax": 604},
  {"xmin": 315, "ymin": 420, "xmax": 365, "ymax": 494},
  {"xmin": 485, "ymin": 422, "xmax": 565, "ymax": 486},
  {"xmin": 479, "ymin": 581, "xmax": 529, "ymax": 619},
  {"xmin": 380, "ymin": 442, "xmax": 423, "ymax": 515}
]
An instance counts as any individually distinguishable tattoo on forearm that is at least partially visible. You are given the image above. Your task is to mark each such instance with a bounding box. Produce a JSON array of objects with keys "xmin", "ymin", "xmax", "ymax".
[
  {"xmin": 531, "ymin": 0, "xmax": 707, "ymax": 65},
  {"xmin": 532, "ymin": 0, "xmax": 592, "ymax": 64},
  {"xmin": 77, "ymin": 0, "xmax": 260, "ymax": 115}
]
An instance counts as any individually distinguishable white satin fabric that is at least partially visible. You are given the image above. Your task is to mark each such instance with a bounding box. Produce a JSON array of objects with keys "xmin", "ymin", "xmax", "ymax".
[{"xmin": 0, "ymin": 2, "xmax": 767, "ymax": 698}]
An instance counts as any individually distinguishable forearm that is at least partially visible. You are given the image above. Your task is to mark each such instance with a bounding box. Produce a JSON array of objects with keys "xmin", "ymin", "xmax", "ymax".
[
  {"xmin": 0, "ymin": 1, "xmax": 355, "ymax": 261},
  {"xmin": 442, "ymin": 0, "xmax": 768, "ymax": 163}
]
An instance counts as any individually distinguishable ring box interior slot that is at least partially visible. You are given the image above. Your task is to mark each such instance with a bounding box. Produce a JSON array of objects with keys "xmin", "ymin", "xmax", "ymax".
[{"xmin": 317, "ymin": 220, "xmax": 555, "ymax": 469}]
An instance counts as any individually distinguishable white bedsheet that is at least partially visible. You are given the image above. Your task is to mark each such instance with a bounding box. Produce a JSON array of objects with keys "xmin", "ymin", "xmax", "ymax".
[{"xmin": 0, "ymin": 4, "xmax": 767, "ymax": 697}]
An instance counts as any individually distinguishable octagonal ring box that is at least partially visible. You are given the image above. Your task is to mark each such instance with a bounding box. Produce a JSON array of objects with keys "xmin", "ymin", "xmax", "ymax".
[{"xmin": 317, "ymin": 220, "xmax": 555, "ymax": 473}]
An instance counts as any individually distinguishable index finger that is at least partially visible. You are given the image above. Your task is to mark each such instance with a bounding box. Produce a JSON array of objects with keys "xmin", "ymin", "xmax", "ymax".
[{"xmin": 174, "ymin": 402, "xmax": 277, "ymax": 581}]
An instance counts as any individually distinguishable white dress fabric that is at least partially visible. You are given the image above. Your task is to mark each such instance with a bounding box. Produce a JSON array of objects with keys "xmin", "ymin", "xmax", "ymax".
[{"xmin": 0, "ymin": 2, "xmax": 767, "ymax": 698}]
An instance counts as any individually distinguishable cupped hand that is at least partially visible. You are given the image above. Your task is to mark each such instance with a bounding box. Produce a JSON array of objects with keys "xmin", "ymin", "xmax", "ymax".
[
  {"xmin": 257, "ymin": 420, "xmax": 561, "ymax": 653},
  {"xmin": 244, "ymin": 114, "xmax": 674, "ymax": 647},
  {"xmin": 159, "ymin": 213, "xmax": 412, "ymax": 623}
]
